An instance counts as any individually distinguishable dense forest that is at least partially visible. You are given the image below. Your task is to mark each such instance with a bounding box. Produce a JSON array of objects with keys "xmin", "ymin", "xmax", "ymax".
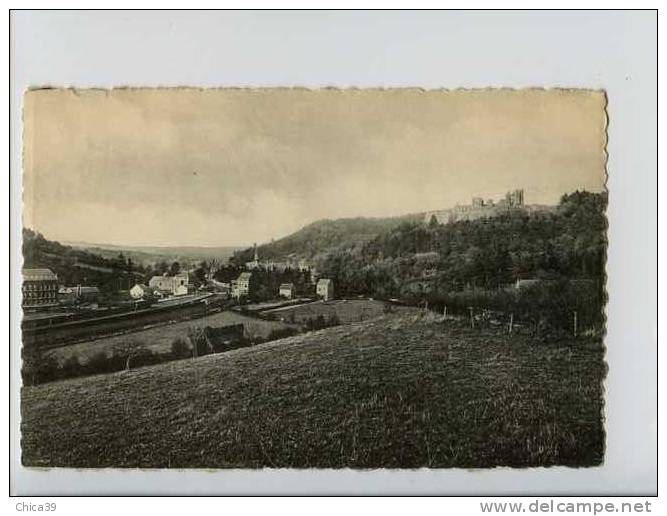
[
  {"xmin": 316, "ymin": 191, "xmax": 607, "ymax": 331},
  {"xmin": 318, "ymin": 191, "xmax": 606, "ymax": 295}
]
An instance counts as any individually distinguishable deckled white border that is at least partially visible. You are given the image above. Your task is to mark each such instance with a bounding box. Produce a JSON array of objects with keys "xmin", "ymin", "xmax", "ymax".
[{"xmin": 9, "ymin": 10, "xmax": 657, "ymax": 495}]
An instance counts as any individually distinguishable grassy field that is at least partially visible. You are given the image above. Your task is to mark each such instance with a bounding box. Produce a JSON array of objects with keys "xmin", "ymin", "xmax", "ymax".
[
  {"xmin": 262, "ymin": 298, "xmax": 408, "ymax": 324},
  {"xmin": 21, "ymin": 310, "xmax": 606, "ymax": 468},
  {"xmin": 47, "ymin": 310, "xmax": 294, "ymax": 365}
]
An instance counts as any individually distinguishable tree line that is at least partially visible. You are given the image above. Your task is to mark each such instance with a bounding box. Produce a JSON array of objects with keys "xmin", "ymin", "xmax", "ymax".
[{"xmin": 316, "ymin": 191, "xmax": 607, "ymax": 332}]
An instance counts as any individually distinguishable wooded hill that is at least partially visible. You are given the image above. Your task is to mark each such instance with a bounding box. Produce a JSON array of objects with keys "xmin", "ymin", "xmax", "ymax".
[
  {"xmin": 231, "ymin": 214, "xmax": 423, "ymax": 265},
  {"xmin": 316, "ymin": 191, "xmax": 605, "ymax": 293},
  {"xmin": 315, "ymin": 191, "xmax": 607, "ymax": 331},
  {"xmin": 22, "ymin": 229, "xmax": 145, "ymax": 293}
]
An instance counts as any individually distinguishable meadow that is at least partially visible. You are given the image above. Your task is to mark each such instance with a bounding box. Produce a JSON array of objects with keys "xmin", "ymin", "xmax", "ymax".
[
  {"xmin": 47, "ymin": 310, "xmax": 294, "ymax": 365},
  {"xmin": 21, "ymin": 311, "xmax": 606, "ymax": 468}
]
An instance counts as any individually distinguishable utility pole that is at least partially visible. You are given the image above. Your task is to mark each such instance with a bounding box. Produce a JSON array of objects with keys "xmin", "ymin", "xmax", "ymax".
[
  {"xmin": 573, "ymin": 310, "xmax": 578, "ymax": 338},
  {"xmin": 509, "ymin": 313, "xmax": 514, "ymax": 334}
]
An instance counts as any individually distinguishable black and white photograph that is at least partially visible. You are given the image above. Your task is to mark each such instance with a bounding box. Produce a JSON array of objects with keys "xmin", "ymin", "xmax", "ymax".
[{"xmin": 20, "ymin": 87, "xmax": 608, "ymax": 469}]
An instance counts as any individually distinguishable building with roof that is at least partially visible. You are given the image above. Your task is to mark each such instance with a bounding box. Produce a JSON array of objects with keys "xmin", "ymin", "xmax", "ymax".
[
  {"xmin": 279, "ymin": 283, "xmax": 295, "ymax": 300},
  {"xmin": 22, "ymin": 268, "xmax": 59, "ymax": 309},
  {"xmin": 232, "ymin": 272, "xmax": 253, "ymax": 299},
  {"xmin": 148, "ymin": 272, "xmax": 189, "ymax": 296},
  {"xmin": 130, "ymin": 283, "xmax": 160, "ymax": 300},
  {"xmin": 316, "ymin": 278, "xmax": 334, "ymax": 301}
]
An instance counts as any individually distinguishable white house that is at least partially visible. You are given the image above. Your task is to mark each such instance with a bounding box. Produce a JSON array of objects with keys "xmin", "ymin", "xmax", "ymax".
[
  {"xmin": 130, "ymin": 283, "xmax": 159, "ymax": 300},
  {"xmin": 149, "ymin": 272, "xmax": 189, "ymax": 295},
  {"xmin": 232, "ymin": 272, "xmax": 253, "ymax": 299},
  {"xmin": 279, "ymin": 283, "xmax": 295, "ymax": 299},
  {"xmin": 174, "ymin": 284, "xmax": 188, "ymax": 296},
  {"xmin": 316, "ymin": 278, "xmax": 334, "ymax": 301}
]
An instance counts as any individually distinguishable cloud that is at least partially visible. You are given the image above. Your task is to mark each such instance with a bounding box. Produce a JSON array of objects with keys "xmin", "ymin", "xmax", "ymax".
[{"xmin": 23, "ymin": 88, "xmax": 607, "ymax": 246}]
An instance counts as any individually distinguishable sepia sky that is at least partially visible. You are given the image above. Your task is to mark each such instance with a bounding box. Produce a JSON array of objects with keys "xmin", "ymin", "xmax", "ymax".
[{"xmin": 23, "ymin": 88, "xmax": 607, "ymax": 247}]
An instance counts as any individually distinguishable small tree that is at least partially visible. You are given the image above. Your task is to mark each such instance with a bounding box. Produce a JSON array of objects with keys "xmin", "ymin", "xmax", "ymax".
[
  {"xmin": 187, "ymin": 326, "xmax": 211, "ymax": 357},
  {"xmin": 112, "ymin": 340, "xmax": 149, "ymax": 371}
]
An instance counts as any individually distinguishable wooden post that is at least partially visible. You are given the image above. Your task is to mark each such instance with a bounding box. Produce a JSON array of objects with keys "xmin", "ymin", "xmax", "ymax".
[
  {"xmin": 443, "ymin": 306, "xmax": 447, "ymax": 319},
  {"xmin": 509, "ymin": 313, "xmax": 514, "ymax": 334},
  {"xmin": 425, "ymin": 300, "xmax": 428, "ymax": 313},
  {"xmin": 573, "ymin": 311, "xmax": 578, "ymax": 338}
]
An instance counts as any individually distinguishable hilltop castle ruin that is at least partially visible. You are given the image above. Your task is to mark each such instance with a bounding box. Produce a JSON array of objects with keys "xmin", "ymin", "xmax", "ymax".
[{"xmin": 424, "ymin": 189, "xmax": 553, "ymax": 225}]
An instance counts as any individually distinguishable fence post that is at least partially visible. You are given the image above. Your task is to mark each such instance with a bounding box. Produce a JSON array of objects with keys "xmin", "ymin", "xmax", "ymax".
[
  {"xmin": 443, "ymin": 306, "xmax": 447, "ymax": 320},
  {"xmin": 573, "ymin": 311, "xmax": 578, "ymax": 338},
  {"xmin": 509, "ymin": 313, "xmax": 514, "ymax": 334}
]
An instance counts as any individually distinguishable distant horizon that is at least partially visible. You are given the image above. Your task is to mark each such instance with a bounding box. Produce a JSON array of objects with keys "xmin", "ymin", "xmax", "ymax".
[
  {"xmin": 26, "ymin": 186, "xmax": 603, "ymax": 250},
  {"xmin": 23, "ymin": 89, "xmax": 607, "ymax": 247}
]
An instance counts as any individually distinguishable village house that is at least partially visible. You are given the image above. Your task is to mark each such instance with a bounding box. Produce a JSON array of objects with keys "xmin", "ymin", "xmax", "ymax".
[
  {"xmin": 130, "ymin": 283, "xmax": 160, "ymax": 300},
  {"xmin": 232, "ymin": 272, "xmax": 253, "ymax": 299},
  {"xmin": 279, "ymin": 283, "xmax": 295, "ymax": 300},
  {"xmin": 22, "ymin": 268, "xmax": 59, "ymax": 309},
  {"xmin": 316, "ymin": 278, "xmax": 334, "ymax": 301},
  {"xmin": 148, "ymin": 271, "xmax": 189, "ymax": 296}
]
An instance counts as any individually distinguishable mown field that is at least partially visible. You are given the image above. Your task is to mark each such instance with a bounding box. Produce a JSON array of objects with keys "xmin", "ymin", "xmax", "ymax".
[
  {"xmin": 21, "ymin": 311, "xmax": 606, "ymax": 468},
  {"xmin": 47, "ymin": 310, "xmax": 293, "ymax": 365}
]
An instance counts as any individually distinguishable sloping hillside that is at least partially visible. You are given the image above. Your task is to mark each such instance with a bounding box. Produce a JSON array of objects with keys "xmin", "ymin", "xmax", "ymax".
[
  {"xmin": 21, "ymin": 312, "xmax": 605, "ymax": 469},
  {"xmin": 318, "ymin": 191, "xmax": 607, "ymax": 301},
  {"xmin": 22, "ymin": 229, "xmax": 144, "ymax": 291},
  {"xmin": 66, "ymin": 241, "xmax": 241, "ymax": 267},
  {"xmin": 232, "ymin": 215, "xmax": 421, "ymax": 263}
]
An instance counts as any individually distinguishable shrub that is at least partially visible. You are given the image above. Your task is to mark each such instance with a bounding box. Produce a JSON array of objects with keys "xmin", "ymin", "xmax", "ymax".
[
  {"xmin": 170, "ymin": 338, "xmax": 192, "ymax": 359},
  {"xmin": 22, "ymin": 347, "xmax": 60, "ymax": 386},
  {"xmin": 130, "ymin": 348, "xmax": 162, "ymax": 368},
  {"xmin": 304, "ymin": 314, "xmax": 340, "ymax": 332},
  {"xmin": 85, "ymin": 351, "xmax": 115, "ymax": 375},
  {"xmin": 266, "ymin": 327, "xmax": 299, "ymax": 341},
  {"xmin": 60, "ymin": 356, "xmax": 84, "ymax": 379}
]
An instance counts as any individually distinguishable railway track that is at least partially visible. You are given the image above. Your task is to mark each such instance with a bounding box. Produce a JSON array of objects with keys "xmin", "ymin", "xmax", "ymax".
[{"xmin": 22, "ymin": 294, "xmax": 227, "ymax": 349}]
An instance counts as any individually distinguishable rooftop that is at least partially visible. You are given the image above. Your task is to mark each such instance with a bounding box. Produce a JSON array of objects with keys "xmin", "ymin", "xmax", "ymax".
[{"xmin": 23, "ymin": 268, "xmax": 58, "ymax": 282}]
